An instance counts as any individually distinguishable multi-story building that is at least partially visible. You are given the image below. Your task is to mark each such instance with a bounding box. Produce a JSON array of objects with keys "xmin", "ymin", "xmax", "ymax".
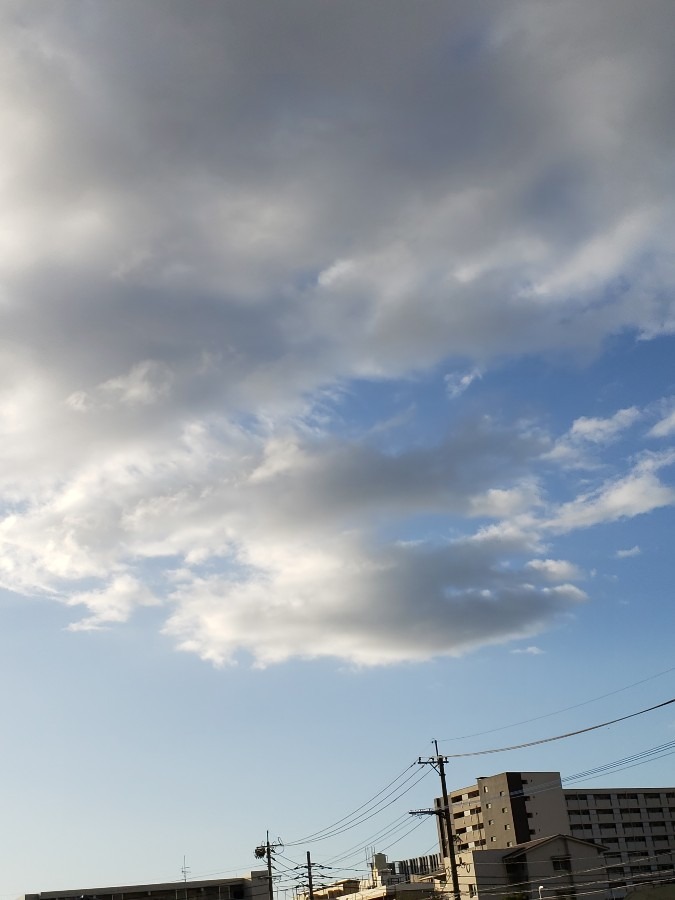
[
  {"xmin": 434, "ymin": 772, "xmax": 675, "ymax": 895},
  {"xmin": 565, "ymin": 787, "xmax": 675, "ymax": 893},
  {"xmin": 20, "ymin": 873, "xmax": 270, "ymax": 900}
]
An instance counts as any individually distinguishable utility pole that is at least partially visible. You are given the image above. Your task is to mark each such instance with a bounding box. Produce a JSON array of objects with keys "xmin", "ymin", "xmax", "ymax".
[
  {"xmin": 254, "ymin": 831, "xmax": 282, "ymax": 900},
  {"xmin": 306, "ymin": 852, "xmax": 315, "ymax": 900},
  {"xmin": 414, "ymin": 740, "xmax": 460, "ymax": 900}
]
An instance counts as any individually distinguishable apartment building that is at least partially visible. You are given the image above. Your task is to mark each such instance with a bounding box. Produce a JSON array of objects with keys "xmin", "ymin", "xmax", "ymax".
[
  {"xmin": 435, "ymin": 772, "xmax": 675, "ymax": 895},
  {"xmin": 565, "ymin": 787, "xmax": 675, "ymax": 893},
  {"xmin": 20, "ymin": 873, "xmax": 270, "ymax": 900}
]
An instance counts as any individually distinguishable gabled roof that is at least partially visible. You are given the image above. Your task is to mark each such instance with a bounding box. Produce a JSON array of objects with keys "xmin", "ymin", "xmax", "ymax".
[{"xmin": 502, "ymin": 833, "xmax": 608, "ymax": 858}]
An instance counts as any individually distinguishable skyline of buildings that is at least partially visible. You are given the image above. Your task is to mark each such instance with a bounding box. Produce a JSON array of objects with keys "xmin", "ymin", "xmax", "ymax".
[{"xmin": 22, "ymin": 771, "xmax": 675, "ymax": 900}]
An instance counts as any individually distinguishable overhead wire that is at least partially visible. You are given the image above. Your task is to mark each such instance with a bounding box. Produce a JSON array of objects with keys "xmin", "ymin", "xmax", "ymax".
[
  {"xmin": 286, "ymin": 760, "xmax": 419, "ymax": 845},
  {"xmin": 377, "ymin": 816, "xmax": 429, "ymax": 856},
  {"xmin": 435, "ymin": 737, "xmax": 675, "ymax": 820},
  {"xmin": 285, "ymin": 767, "xmax": 431, "ymax": 846},
  {"xmin": 323, "ymin": 813, "xmax": 422, "ymax": 866},
  {"xmin": 323, "ymin": 813, "xmax": 409, "ymax": 855},
  {"xmin": 561, "ymin": 739, "xmax": 675, "ymax": 784},
  {"xmin": 439, "ymin": 664, "xmax": 675, "ymax": 742},
  {"xmin": 438, "ymin": 696, "xmax": 675, "ymax": 757}
]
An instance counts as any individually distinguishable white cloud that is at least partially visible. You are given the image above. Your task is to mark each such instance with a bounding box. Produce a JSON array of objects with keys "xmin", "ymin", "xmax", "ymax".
[
  {"xmin": 66, "ymin": 574, "xmax": 160, "ymax": 631},
  {"xmin": 445, "ymin": 368, "xmax": 483, "ymax": 399},
  {"xmin": 569, "ymin": 408, "xmax": 641, "ymax": 443},
  {"xmin": 511, "ymin": 645, "xmax": 545, "ymax": 655},
  {"xmin": 650, "ymin": 408, "xmax": 675, "ymax": 438},
  {"xmin": 0, "ymin": 405, "xmax": 599, "ymax": 664},
  {"xmin": 526, "ymin": 558, "xmax": 583, "ymax": 581},
  {"xmin": 546, "ymin": 452, "xmax": 675, "ymax": 533},
  {"xmin": 615, "ymin": 545, "xmax": 641, "ymax": 558},
  {"xmin": 0, "ymin": 3, "xmax": 672, "ymax": 665},
  {"xmin": 99, "ymin": 360, "xmax": 173, "ymax": 408},
  {"xmin": 547, "ymin": 407, "xmax": 642, "ymax": 467},
  {"xmin": 164, "ymin": 533, "xmax": 586, "ymax": 667},
  {"xmin": 469, "ymin": 480, "xmax": 542, "ymax": 518}
]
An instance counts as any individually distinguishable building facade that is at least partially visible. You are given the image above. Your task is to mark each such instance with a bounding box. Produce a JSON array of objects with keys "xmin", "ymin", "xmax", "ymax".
[
  {"xmin": 435, "ymin": 772, "xmax": 675, "ymax": 895},
  {"xmin": 455, "ymin": 834, "xmax": 608, "ymax": 900},
  {"xmin": 565, "ymin": 787, "xmax": 675, "ymax": 893},
  {"xmin": 20, "ymin": 874, "xmax": 270, "ymax": 900}
]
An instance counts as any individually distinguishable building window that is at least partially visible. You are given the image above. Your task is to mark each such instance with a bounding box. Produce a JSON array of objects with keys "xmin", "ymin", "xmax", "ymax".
[
  {"xmin": 469, "ymin": 886, "xmax": 477, "ymax": 897},
  {"xmin": 488, "ymin": 820, "xmax": 495, "ymax": 825},
  {"xmin": 500, "ymin": 791, "xmax": 505, "ymax": 796},
  {"xmin": 506, "ymin": 841, "xmax": 513, "ymax": 847},
  {"xmin": 486, "ymin": 803, "xmax": 492, "ymax": 809},
  {"xmin": 505, "ymin": 824, "xmax": 511, "ymax": 830},
  {"xmin": 502, "ymin": 808, "xmax": 508, "ymax": 813},
  {"xmin": 552, "ymin": 857, "xmax": 572, "ymax": 872},
  {"xmin": 490, "ymin": 837, "xmax": 497, "ymax": 843}
]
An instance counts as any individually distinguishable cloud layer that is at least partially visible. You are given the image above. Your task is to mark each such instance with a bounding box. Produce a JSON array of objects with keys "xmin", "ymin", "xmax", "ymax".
[{"xmin": 1, "ymin": 2, "xmax": 675, "ymax": 665}]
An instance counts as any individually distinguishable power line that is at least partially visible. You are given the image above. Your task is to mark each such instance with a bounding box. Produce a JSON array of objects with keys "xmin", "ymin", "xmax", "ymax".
[
  {"xmin": 378, "ymin": 817, "xmax": 429, "ymax": 856},
  {"xmin": 427, "ymin": 737, "xmax": 675, "ymax": 830},
  {"xmin": 323, "ymin": 814, "xmax": 422, "ymax": 866},
  {"xmin": 285, "ymin": 768, "xmax": 431, "ymax": 846},
  {"xmin": 286, "ymin": 761, "xmax": 418, "ymax": 845},
  {"xmin": 438, "ymin": 664, "xmax": 675, "ymax": 742},
  {"xmin": 438, "ymin": 697, "xmax": 675, "ymax": 757}
]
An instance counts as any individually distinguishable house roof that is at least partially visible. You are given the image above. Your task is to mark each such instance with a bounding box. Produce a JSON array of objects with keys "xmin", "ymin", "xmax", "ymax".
[{"xmin": 502, "ymin": 833, "xmax": 608, "ymax": 858}]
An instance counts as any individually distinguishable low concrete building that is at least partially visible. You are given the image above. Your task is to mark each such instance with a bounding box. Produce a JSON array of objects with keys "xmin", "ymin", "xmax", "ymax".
[
  {"xmin": 309, "ymin": 883, "xmax": 440, "ymax": 900},
  {"xmin": 20, "ymin": 873, "xmax": 270, "ymax": 900},
  {"xmin": 307, "ymin": 855, "xmax": 444, "ymax": 900}
]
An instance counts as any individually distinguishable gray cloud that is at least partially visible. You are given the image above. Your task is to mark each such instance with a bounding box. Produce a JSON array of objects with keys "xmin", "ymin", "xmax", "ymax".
[
  {"xmin": 164, "ymin": 533, "xmax": 585, "ymax": 667},
  {"xmin": 0, "ymin": 1, "xmax": 674, "ymax": 663}
]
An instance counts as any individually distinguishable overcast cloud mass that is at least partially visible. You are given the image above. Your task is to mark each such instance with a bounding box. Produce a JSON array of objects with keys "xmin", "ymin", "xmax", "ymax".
[{"xmin": 1, "ymin": 0, "xmax": 675, "ymax": 666}]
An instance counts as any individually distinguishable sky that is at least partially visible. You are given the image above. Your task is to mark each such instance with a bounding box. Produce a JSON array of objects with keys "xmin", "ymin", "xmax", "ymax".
[{"xmin": 1, "ymin": 1, "xmax": 675, "ymax": 897}]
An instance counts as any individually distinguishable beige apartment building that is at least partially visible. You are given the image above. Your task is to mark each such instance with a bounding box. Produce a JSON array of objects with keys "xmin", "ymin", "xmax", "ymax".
[{"xmin": 435, "ymin": 772, "xmax": 675, "ymax": 895}]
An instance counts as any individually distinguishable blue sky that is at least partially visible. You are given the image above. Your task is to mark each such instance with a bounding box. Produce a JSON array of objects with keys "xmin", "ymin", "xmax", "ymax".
[{"xmin": 1, "ymin": 1, "xmax": 675, "ymax": 897}]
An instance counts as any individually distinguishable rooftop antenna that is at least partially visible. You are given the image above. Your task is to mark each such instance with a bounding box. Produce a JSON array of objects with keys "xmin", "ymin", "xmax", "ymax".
[{"xmin": 182, "ymin": 856, "xmax": 191, "ymax": 900}]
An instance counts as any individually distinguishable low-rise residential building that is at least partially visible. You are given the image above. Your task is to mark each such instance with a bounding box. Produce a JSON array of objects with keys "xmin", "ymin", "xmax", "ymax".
[
  {"xmin": 20, "ymin": 873, "xmax": 270, "ymax": 900},
  {"xmin": 454, "ymin": 834, "xmax": 608, "ymax": 900}
]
